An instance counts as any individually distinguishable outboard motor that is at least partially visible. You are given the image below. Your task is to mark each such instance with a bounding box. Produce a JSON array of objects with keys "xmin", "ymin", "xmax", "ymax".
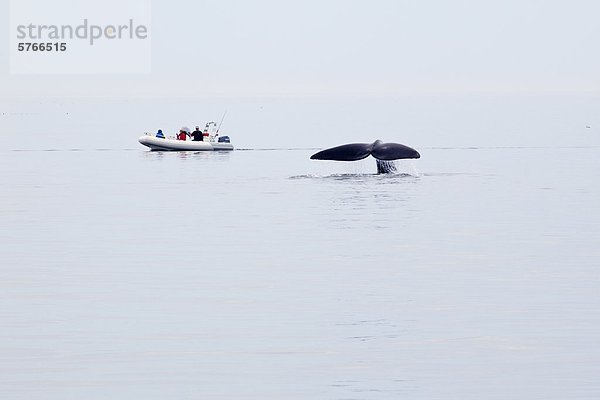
[{"xmin": 218, "ymin": 136, "xmax": 231, "ymax": 143}]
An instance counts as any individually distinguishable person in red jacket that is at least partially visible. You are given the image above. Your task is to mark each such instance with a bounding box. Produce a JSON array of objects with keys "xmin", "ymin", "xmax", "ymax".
[{"xmin": 177, "ymin": 129, "xmax": 190, "ymax": 141}]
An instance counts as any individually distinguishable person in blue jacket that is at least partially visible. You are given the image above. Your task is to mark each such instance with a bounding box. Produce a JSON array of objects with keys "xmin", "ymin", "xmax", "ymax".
[{"xmin": 156, "ymin": 129, "xmax": 165, "ymax": 139}]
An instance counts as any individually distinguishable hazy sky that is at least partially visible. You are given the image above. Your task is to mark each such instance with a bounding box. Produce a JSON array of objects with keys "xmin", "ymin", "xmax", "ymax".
[{"xmin": 1, "ymin": 0, "xmax": 600, "ymax": 98}]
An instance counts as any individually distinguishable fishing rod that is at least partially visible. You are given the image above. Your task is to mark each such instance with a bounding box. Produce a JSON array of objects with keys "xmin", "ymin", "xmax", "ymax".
[{"xmin": 216, "ymin": 110, "xmax": 228, "ymax": 134}]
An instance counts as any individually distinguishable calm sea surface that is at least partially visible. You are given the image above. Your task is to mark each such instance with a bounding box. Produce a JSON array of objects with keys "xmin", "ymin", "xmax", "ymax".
[{"xmin": 1, "ymin": 145, "xmax": 599, "ymax": 399}]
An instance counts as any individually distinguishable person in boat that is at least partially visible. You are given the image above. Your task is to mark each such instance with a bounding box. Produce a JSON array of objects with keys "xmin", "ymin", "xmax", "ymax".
[
  {"xmin": 156, "ymin": 129, "xmax": 165, "ymax": 139},
  {"xmin": 177, "ymin": 129, "xmax": 190, "ymax": 141},
  {"xmin": 191, "ymin": 126, "xmax": 204, "ymax": 141}
]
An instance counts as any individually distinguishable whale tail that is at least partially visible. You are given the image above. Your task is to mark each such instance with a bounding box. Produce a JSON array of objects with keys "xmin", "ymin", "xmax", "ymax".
[
  {"xmin": 309, "ymin": 143, "xmax": 373, "ymax": 161},
  {"xmin": 310, "ymin": 140, "xmax": 420, "ymax": 173}
]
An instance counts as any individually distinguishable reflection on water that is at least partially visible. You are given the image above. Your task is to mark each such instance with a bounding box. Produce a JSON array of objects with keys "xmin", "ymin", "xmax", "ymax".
[{"xmin": 290, "ymin": 172, "xmax": 420, "ymax": 180}]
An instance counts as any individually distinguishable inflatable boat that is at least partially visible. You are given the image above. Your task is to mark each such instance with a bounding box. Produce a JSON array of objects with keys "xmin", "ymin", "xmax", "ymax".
[{"xmin": 138, "ymin": 134, "xmax": 234, "ymax": 151}]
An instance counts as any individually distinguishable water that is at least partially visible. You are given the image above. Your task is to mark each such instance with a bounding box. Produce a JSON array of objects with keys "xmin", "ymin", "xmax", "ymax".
[{"xmin": 1, "ymin": 142, "xmax": 599, "ymax": 399}]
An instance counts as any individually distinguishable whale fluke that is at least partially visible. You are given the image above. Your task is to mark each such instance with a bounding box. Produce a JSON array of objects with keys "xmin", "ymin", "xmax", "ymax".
[
  {"xmin": 310, "ymin": 140, "xmax": 420, "ymax": 174},
  {"xmin": 310, "ymin": 143, "xmax": 374, "ymax": 161},
  {"xmin": 371, "ymin": 142, "xmax": 420, "ymax": 160},
  {"xmin": 311, "ymin": 140, "xmax": 420, "ymax": 161}
]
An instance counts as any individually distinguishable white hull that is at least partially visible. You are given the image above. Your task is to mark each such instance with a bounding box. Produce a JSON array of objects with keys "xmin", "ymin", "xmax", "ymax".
[{"xmin": 139, "ymin": 135, "xmax": 234, "ymax": 151}]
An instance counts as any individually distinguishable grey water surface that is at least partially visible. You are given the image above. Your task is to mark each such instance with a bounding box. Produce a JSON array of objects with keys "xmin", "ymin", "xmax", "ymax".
[{"xmin": 1, "ymin": 145, "xmax": 599, "ymax": 399}]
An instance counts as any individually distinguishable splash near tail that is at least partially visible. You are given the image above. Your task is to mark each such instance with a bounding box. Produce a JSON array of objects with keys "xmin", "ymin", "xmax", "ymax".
[{"xmin": 376, "ymin": 160, "xmax": 397, "ymax": 174}]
